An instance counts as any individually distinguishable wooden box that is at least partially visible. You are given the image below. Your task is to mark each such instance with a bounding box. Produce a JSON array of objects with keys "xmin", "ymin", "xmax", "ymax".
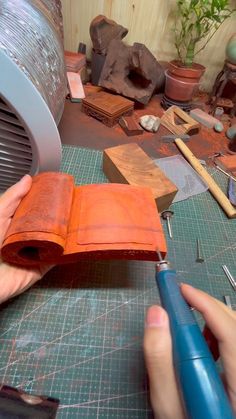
[
  {"xmin": 103, "ymin": 143, "xmax": 178, "ymax": 212},
  {"xmin": 64, "ymin": 50, "xmax": 86, "ymax": 72},
  {"xmin": 81, "ymin": 91, "xmax": 134, "ymax": 127}
]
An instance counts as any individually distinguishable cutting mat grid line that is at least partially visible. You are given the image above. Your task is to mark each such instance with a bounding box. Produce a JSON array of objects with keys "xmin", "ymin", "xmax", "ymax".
[{"xmin": 0, "ymin": 145, "xmax": 235, "ymax": 418}]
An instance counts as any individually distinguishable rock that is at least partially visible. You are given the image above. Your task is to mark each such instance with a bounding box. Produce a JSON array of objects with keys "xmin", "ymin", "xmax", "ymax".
[
  {"xmin": 89, "ymin": 15, "xmax": 128, "ymax": 55},
  {"xmin": 226, "ymin": 125, "xmax": 236, "ymax": 140},
  {"xmin": 99, "ymin": 40, "xmax": 165, "ymax": 104},
  {"xmin": 214, "ymin": 122, "xmax": 224, "ymax": 133},
  {"xmin": 139, "ymin": 115, "xmax": 160, "ymax": 132}
]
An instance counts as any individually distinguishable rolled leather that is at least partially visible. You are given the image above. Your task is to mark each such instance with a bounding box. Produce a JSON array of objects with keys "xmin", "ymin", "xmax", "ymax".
[{"xmin": 1, "ymin": 172, "xmax": 167, "ymax": 266}]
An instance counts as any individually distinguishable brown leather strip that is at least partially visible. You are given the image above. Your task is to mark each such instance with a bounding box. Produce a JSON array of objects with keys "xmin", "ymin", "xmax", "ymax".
[{"xmin": 1, "ymin": 172, "xmax": 167, "ymax": 266}]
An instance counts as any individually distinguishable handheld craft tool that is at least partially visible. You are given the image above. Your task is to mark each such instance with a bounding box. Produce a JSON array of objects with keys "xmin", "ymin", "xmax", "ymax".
[{"xmin": 155, "ymin": 252, "xmax": 234, "ymax": 419}]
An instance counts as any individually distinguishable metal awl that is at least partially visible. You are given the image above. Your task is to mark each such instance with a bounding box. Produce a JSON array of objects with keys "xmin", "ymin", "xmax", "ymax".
[
  {"xmin": 196, "ymin": 238, "xmax": 204, "ymax": 263},
  {"xmin": 222, "ymin": 265, "xmax": 236, "ymax": 291}
]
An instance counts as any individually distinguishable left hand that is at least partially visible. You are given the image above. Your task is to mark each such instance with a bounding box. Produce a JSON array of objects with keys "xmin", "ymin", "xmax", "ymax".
[{"xmin": 0, "ymin": 175, "xmax": 52, "ymax": 304}]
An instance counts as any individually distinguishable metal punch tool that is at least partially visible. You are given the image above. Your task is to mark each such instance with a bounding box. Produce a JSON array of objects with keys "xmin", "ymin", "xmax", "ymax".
[{"xmin": 222, "ymin": 265, "xmax": 236, "ymax": 291}]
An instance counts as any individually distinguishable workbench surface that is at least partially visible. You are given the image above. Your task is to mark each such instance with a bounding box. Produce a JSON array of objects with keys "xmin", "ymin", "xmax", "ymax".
[{"xmin": 0, "ymin": 145, "xmax": 235, "ymax": 418}]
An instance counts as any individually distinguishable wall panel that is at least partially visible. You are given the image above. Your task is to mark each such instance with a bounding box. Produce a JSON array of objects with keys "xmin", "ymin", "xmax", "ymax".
[{"xmin": 61, "ymin": 0, "xmax": 236, "ymax": 91}]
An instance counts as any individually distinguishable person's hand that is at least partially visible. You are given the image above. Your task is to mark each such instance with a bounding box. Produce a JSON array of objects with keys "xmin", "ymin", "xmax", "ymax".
[
  {"xmin": 0, "ymin": 175, "xmax": 52, "ymax": 304},
  {"xmin": 144, "ymin": 284, "xmax": 236, "ymax": 419}
]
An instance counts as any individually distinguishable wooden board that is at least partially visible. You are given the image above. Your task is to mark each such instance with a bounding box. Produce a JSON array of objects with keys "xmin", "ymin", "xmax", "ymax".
[
  {"xmin": 161, "ymin": 106, "xmax": 200, "ymax": 135},
  {"xmin": 67, "ymin": 72, "xmax": 85, "ymax": 102},
  {"xmin": 103, "ymin": 143, "xmax": 178, "ymax": 212}
]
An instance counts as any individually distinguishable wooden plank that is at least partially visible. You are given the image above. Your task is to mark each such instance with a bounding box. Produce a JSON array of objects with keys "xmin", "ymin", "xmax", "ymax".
[
  {"xmin": 103, "ymin": 143, "xmax": 178, "ymax": 212},
  {"xmin": 175, "ymin": 138, "xmax": 236, "ymax": 219},
  {"xmin": 67, "ymin": 72, "xmax": 85, "ymax": 102}
]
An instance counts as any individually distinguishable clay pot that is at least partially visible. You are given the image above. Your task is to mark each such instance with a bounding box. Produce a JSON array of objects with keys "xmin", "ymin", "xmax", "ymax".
[
  {"xmin": 168, "ymin": 60, "xmax": 205, "ymax": 79},
  {"xmin": 164, "ymin": 60, "xmax": 205, "ymax": 102}
]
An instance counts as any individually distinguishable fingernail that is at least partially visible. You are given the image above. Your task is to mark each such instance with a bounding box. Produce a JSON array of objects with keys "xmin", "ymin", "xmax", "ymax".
[{"xmin": 145, "ymin": 306, "xmax": 167, "ymax": 328}]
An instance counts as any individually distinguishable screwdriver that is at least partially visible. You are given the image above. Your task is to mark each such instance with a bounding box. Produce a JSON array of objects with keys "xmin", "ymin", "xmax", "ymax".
[{"xmin": 155, "ymin": 252, "xmax": 234, "ymax": 419}]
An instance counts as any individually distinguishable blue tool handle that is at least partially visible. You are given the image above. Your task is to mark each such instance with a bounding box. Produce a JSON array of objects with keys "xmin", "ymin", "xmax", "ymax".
[{"xmin": 156, "ymin": 269, "xmax": 234, "ymax": 419}]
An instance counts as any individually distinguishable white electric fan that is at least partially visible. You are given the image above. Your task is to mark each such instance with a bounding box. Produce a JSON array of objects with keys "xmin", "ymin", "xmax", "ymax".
[{"xmin": 0, "ymin": 0, "xmax": 67, "ymax": 192}]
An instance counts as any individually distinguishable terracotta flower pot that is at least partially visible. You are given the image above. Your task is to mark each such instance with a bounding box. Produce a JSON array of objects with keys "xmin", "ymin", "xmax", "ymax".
[
  {"xmin": 168, "ymin": 60, "xmax": 205, "ymax": 80},
  {"xmin": 164, "ymin": 60, "xmax": 205, "ymax": 102}
]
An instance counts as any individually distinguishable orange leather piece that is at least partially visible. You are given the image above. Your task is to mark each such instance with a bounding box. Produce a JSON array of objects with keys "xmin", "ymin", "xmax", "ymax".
[{"xmin": 1, "ymin": 172, "xmax": 167, "ymax": 266}]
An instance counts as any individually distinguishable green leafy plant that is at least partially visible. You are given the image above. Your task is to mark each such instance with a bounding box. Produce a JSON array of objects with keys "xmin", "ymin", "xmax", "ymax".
[{"xmin": 174, "ymin": 0, "xmax": 236, "ymax": 67}]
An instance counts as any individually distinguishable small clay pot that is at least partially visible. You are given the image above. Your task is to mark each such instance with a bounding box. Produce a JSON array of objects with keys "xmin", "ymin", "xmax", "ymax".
[
  {"xmin": 164, "ymin": 60, "xmax": 205, "ymax": 102},
  {"xmin": 164, "ymin": 70, "xmax": 199, "ymax": 102}
]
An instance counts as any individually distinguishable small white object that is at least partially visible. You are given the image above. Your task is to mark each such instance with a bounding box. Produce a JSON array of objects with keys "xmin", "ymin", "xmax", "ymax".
[
  {"xmin": 139, "ymin": 115, "xmax": 160, "ymax": 132},
  {"xmin": 214, "ymin": 107, "xmax": 224, "ymax": 118}
]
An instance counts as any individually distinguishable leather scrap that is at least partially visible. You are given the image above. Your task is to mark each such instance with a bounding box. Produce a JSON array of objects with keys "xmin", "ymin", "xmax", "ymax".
[{"xmin": 1, "ymin": 172, "xmax": 167, "ymax": 266}]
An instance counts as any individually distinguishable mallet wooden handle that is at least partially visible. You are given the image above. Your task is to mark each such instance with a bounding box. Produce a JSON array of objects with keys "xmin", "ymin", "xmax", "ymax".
[{"xmin": 175, "ymin": 138, "xmax": 236, "ymax": 219}]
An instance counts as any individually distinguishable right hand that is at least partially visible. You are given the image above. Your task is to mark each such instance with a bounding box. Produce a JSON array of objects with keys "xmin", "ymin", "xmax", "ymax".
[{"xmin": 144, "ymin": 284, "xmax": 236, "ymax": 418}]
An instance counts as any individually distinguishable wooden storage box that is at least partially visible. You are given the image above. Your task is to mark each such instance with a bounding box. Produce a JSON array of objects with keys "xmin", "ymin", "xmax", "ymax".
[{"xmin": 81, "ymin": 91, "xmax": 134, "ymax": 127}]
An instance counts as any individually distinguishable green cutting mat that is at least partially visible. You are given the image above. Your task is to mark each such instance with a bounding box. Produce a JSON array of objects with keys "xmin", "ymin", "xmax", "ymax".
[{"xmin": 0, "ymin": 145, "xmax": 235, "ymax": 418}]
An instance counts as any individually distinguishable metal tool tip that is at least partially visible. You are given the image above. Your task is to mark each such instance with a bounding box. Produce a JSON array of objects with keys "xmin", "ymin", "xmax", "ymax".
[{"xmin": 156, "ymin": 249, "xmax": 163, "ymax": 261}]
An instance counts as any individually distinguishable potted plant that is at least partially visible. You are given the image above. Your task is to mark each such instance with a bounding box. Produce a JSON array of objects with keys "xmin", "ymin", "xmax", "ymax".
[{"xmin": 165, "ymin": 0, "xmax": 236, "ymax": 103}]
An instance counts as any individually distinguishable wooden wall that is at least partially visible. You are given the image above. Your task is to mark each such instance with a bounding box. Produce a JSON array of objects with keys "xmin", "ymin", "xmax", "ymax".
[{"xmin": 61, "ymin": 0, "xmax": 236, "ymax": 92}]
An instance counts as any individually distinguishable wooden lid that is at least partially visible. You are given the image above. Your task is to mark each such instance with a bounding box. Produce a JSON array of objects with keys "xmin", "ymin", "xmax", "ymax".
[{"xmin": 82, "ymin": 91, "xmax": 134, "ymax": 116}]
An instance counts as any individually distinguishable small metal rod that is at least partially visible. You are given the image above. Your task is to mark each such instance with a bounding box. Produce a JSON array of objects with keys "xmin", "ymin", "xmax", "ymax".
[
  {"xmin": 222, "ymin": 265, "xmax": 236, "ymax": 291},
  {"xmin": 196, "ymin": 238, "xmax": 204, "ymax": 263},
  {"xmin": 215, "ymin": 165, "xmax": 236, "ymax": 183},
  {"xmin": 224, "ymin": 295, "xmax": 232, "ymax": 309},
  {"xmin": 167, "ymin": 218, "xmax": 172, "ymax": 239}
]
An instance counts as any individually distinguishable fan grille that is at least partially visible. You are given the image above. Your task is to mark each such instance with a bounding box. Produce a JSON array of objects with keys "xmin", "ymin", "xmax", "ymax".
[{"xmin": 0, "ymin": 96, "xmax": 32, "ymax": 191}]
